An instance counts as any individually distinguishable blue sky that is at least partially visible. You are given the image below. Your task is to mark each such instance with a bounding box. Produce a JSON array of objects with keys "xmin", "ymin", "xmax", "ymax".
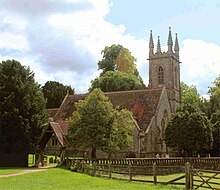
[
  {"xmin": 107, "ymin": 0, "xmax": 220, "ymax": 46},
  {"xmin": 0, "ymin": 0, "xmax": 220, "ymax": 97}
]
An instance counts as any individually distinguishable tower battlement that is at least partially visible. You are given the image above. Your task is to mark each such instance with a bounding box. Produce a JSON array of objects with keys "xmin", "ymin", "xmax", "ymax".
[{"xmin": 149, "ymin": 27, "xmax": 180, "ymax": 62}]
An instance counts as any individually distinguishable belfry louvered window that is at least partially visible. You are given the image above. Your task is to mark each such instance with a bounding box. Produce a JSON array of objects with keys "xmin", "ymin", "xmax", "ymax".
[{"xmin": 158, "ymin": 66, "xmax": 164, "ymax": 85}]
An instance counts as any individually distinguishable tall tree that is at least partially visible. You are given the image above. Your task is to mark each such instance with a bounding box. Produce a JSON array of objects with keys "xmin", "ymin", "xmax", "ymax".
[
  {"xmin": 67, "ymin": 88, "xmax": 134, "ymax": 159},
  {"xmin": 0, "ymin": 60, "xmax": 47, "ymax": 154},
  {"xmin": 92, "ymin": 44, "xmax": 145, "ymax": 92},
  {"xmin": 115, "ymin": 47, "xmax": 139, "ymax": 76},
  {"xmin": 209, "ymin": 75, "xmax": 220, "ymax": 114},
  {"xmin": 42, "ymin": 81, "xmax": 74, "ymax": 108},
  {"xmin": 210, "ymin": 112, "xmax": 220, "ymax": 156},
  {"xmin": 108, "ymin": 109, "xmax": 134, "ymax": 156},
  {"xmin": 181, "ymin": 82, "xmax": 201, "ymax": 108},
  {"xmin": 89, "ymin": 71, "xmax": 145, "ymax": 92},
  {"xmin": 98, "ymin": 44, "xmax": 140, "ymax": 77},
  {"xmin": 209, "ymin": 75, "xmax": 220, "ymax": 95},
  {"xmin": 200, "ymin": 75, "xmax": 220, "ymax": 118},
  {"xmin": 165, "ymin": 105, "xmax": 213, "ymax": 157},
  {"xmin": 98, "ymin": 44, "xmax": 123, "ymax": 75}
]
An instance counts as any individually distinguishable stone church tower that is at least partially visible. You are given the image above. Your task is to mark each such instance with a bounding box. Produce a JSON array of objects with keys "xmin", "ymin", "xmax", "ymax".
[{"xmin": 148, "ymin": 27, "xmax": 181, "ymax": 112}]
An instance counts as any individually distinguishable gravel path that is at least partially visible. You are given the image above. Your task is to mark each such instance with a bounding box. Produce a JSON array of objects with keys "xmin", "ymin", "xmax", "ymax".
[{"xmin": 0, "ymin": 166, "xmax": 54, "ymax": 178}]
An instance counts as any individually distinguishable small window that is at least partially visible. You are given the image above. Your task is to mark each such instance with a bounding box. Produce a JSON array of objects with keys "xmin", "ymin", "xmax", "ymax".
[
  {"xmin": 158, "ymin": 66, "xmax": 164, "ymax": 85},
  {"xmin": 52, "ymin": 137, "xmax": 58, "ymax": 146}
]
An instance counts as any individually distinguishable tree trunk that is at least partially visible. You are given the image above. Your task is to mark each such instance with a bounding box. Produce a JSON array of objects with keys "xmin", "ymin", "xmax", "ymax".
[
  {"xmin": 108, "ymin": 152, "xmax": 112, "ymax": 160},
  {"xmin": 91, "ymin": 147, "xmax": 96, "ymax": 159}
]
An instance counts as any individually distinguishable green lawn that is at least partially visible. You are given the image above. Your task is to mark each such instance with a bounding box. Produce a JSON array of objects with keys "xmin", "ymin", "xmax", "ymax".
[
  {"xmin": 0, "ymin": 168, "xmax": 183, "ymax": 190},
  {"xmin": 131, "ymin": 173, "xmax": 185, "ymax": 182}
]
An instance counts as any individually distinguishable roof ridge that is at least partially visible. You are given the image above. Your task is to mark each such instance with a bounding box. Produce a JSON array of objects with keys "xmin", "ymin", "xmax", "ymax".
[
  {"xmin": 47, "ymin": 108, "xmax": 59, "ymax": 110},
  {"xmin": 68, "ymin": 88, "xmax": 162, "ymax": 97},
  {"xmin": 104, "ymin": 88, "xmax": 162, "ymax": 95}
]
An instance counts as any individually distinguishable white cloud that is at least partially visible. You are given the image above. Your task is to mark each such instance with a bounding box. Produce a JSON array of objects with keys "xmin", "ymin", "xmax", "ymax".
[
  {"xmin": 0, "ymin": 33, "xmax": 28, "ymax": 51},
  {"xmin": 0, "ymin": 0, "xmax": 92, "ymax": 18},
  {"xmin": 0, "ymin": 0, "xmax": 220, "ymax": 95},
  {"xmin": 0, "ymin": 0, "xmax": 147, "ymax": 93},
  {"xmin": 180, "ymin": 39, "xmax": 220, "ymax": 94}
]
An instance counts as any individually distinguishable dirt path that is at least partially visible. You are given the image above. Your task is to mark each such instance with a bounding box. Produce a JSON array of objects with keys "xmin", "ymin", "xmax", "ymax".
[{"xmin": 0, "ymin": 166, "xmax": 54, "ymax": 178}]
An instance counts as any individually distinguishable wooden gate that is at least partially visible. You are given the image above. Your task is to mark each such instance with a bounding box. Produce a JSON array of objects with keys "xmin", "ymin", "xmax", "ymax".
[{"xmin": 192, "ymin": 169, "xmax": 220, "ymax": 189}]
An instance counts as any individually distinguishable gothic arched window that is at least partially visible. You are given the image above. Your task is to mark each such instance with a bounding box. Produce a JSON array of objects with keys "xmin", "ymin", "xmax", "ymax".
[{"xmin": 158, "ymin": 66, "xmax": 164, "ymax": 85}]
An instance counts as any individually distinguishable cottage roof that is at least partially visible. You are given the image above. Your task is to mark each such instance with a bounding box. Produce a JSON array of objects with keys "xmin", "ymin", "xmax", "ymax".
[
  {"xmin": 38, "ymin": 122, "xmax": 67, "ymax": 149},
  {"xmin": 54, "ymin": 88, "xmax": 163, "ymax": 132},
  {"xmin": 49, "ymin": 122, "xmax": 67, "ymax": 147}
]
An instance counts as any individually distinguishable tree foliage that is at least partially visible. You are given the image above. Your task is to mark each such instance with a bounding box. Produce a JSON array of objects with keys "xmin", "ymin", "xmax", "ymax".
[
  {"xmin": 92, "ymin": 44, "xmax": 145, "ymax": 92},
  {"xmin": 67, "ymin": 88, "xmax": 134, "ymax": 158},
  {"xmin": 89, "ymin": 71, "xmax": 145, "ymax": 92},
  {"xmin": 200, "ymin": 75, "xmax": 220, "ymax": 118},
  {"xmin": 98, "ymin": 44, "xmax": 122, "ymax": 75},
  {"xmin": 42, "ymin": 81, "xmax": 74, "ymax": 108},
  {"xmin": 209, "ymin": 75, "xmax": 220, "ymax": 95},
  {"xmin": 98, "ymin": 44, "xmax": 140, "ymax": 76},
  {"xmin": 210, "ymin": 112, "xmax": 220, "ymax": 156},
  {"xmin": 0, "ymin": 60, "xmax": 47, "ymax": 154},
  {"xmin": 115, "ymin": 48, "xmax": 138, "ymax": 76},
  {"xmin": 181, "ymin": 82, "xmax": 201, "ymax": 108},
  {"xmin": 165, "ymin": 105, "xmax": 213, "ymax": 156},
  {"xmin": 208, "ymin": 75, "xmax": 220, "ymax": 114},
  {"xmin": 108, "ymin": 109, "xmax": 134, "ymax": 154}
]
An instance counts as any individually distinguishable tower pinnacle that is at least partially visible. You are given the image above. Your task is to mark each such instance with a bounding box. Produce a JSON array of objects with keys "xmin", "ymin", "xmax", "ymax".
[
  {"xmin": 174, "ymin": 33, "xmax": 179, "ymax": 58},
  {"xmin": 149, "ymin": 30, "xmax": 154, "ymax": 56},
  {"xmin": 156, "ymin": 36, "xmax": 161, "ymax": 53},
  {"xmin": 167, "ymin": 27, "xmax": 173, "ymax": 53}
]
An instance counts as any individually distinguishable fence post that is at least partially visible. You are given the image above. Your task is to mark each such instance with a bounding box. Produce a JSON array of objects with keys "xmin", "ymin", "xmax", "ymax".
[
  {"xmin": 129, "ymin": 162, "xmax": 132, "ymax": 181},
  {"xmin": 185, "ymin": 162, "xmax": 192, "ymax": 190},
  {"xmin": 108, "ymin": 162, "xmax": 112, "ymax": 179},
  {"xmin": 82, "ymin": 161, "xmax": 84, "ymax": 173},
  {"xmin": 93, "ymin": 162, "xmax": 96, "ymax": 176},
  {"xmin": 153, "ymin": 162, "xmax": 157, "ymax": 185},
  {"xmin": 191, "ymin": 165, "xmax": 194, "ymax": 189}
]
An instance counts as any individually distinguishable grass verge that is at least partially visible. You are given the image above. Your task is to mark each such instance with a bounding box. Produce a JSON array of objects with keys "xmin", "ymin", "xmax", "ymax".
[{"xmin": 0, "ymin": 168, "xmax": 183, "ymax": 190}]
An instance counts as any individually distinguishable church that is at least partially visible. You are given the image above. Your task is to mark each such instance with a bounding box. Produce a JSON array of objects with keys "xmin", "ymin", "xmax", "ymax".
[{"xmin": 38, "ymin": 28, "xmax": 181, "ymax": 160}]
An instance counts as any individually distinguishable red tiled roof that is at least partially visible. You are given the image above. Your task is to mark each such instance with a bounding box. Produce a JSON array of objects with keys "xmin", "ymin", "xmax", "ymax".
[
  {"xmin": 49, "ymin": 122, "xmax": 67, "ymax": 147},
  {"xmin": 59, "ymin": 120, "xmax": 68, "ymax": 134},
  {"xmin": 54, "ymin": 88, "xmax": 163, "ymax": 132}
]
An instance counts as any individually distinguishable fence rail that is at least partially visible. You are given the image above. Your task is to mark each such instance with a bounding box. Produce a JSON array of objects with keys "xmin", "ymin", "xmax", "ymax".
[
  {"xmin": 67, "ymin": 157, "xmax": 220, "ymax": 189},
  {"xmin": 68, "ymin": 158, "xmax": 186, "ymax": 187},
  {"xmin": 67, "ymin": 157, "xmax": 220, "ymax": 166}
]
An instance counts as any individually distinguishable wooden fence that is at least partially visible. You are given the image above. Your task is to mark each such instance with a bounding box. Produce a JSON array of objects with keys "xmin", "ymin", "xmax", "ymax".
[
  {"xmin": 67, "ymin": 157, "xmax": 220, "ymax": 167},
  {"xmin": 67, "ymin": 158, "xmax": 220, "ymax": 189}
]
